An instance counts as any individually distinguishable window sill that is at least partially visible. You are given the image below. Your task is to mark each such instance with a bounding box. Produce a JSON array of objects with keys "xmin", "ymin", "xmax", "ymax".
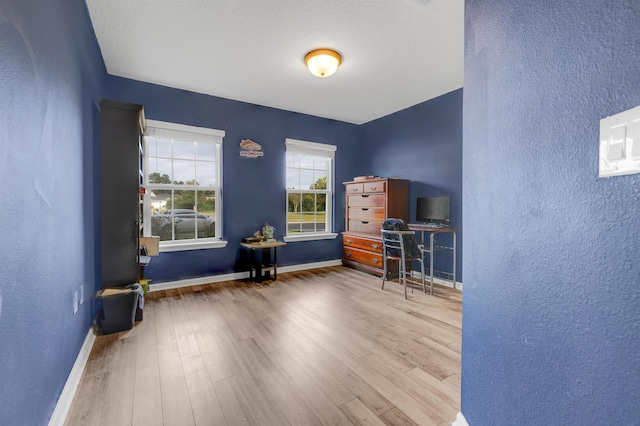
[
  {"xmin": 283, "ymin": 233, "xmax": 338, "ymax": 243},
  {"xmin": 160, "ymin": 239, "xmax": 228, "ymax": 252}
]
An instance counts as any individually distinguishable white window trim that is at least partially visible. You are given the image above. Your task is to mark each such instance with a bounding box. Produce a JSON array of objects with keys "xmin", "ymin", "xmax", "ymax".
[
  {"xmin": 286, "ymin": 138, "xmax": 337, "ymax": 155},
  {"xmin": 285, "ymin": 138, "xmax": 336, "ymax": 242},
  {"xmin": 146, "ymin": 119, "xmax": 225, "ymax": 138},
  {"xmin": 283, "ymin": 233, "xmax": 338, "ymax": 243},
  {"xmin": 143, "ymin": 120, "xmax": 226, "ymax": 252},
  {"xmin": 160, "ymin": 239, "xmax": 228, "ymax": 252}
]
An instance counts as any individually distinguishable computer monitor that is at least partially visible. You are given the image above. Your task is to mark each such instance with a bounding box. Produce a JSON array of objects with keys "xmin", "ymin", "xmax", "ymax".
[{"xmin": 416, "ymin": 196, "xmax": 451, "ymax": 223}]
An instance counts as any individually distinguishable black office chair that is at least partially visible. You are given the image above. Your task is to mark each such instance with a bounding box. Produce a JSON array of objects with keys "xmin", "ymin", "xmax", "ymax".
[{"xmin": 381, "ymin": 218, "xmax": 428, "ymax": 299}]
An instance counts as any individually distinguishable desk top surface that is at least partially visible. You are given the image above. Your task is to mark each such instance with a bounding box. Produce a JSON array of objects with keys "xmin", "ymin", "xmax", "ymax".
[
  {"xmin": 407, "ymin": 224, "xmax": 459, "ymax": 232},
  {"xmin": 241, "ymin": 241, "xmax": 287, "ymax": 249}
]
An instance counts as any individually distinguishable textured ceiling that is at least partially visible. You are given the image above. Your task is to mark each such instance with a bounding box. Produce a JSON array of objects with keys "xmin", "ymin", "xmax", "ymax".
[{"xmin": 86, "ymin": 0, "xmax": 464, "ymax": 124}]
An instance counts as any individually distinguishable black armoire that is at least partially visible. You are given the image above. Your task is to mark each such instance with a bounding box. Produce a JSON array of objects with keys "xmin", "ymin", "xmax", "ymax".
[{"xmin": 100, "ymin": 99, "xmax": 145, "ymax": 289}]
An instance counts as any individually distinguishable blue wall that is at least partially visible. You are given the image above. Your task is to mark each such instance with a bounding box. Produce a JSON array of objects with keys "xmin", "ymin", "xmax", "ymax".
[
  {"xmin": 106, "ymin": 76, "xmax": 363, "ymax": 282},
  {"xmin": 463, "ymin": 1, "xmax": 640, "ymax": 424},
  {"xmin": 106, "ymin": 77, "xmax": 464, "ymax": 284},
  {"xmin": 362, "ymin": 90, "xmax": 463, "ymax": 281},
  {"xmin": 0, "ymin": 0, "xmax": 105, "ymax": 424}
]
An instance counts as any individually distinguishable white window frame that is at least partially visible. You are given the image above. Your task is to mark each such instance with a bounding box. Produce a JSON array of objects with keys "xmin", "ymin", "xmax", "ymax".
[
  {"xmin": 284, "ymin": 138, "xmax": 338, "ymax": 242},
  {"xmin": 143, "ymin": 119, "xmax": 227, "ymax": 252}
]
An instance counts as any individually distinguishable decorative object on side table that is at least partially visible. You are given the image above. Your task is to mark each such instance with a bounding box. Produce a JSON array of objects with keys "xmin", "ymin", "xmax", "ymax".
[
  {"xmin": 262, "ymin": 222, "xmax": 275, "ymax": 241},
  {"xmin": 250, "ymin": 222, "xmax": 276, "ymax": 242}
]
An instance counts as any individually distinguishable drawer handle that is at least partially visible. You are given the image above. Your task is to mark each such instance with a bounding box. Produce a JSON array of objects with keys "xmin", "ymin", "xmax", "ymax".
[
  {"xmin": 372, "ymin": 258, "xmax": 379, "ymax": 264},
  {"xmin": 361, "ymin": 194, "xmax": 370, "ymax": 198},
  {"xmin": 371, "ymin": 244, "xmax": 379, "ymax": 249},
  {"xmin": 361, "ymin": 208, "xmax": 369, "ymax": 211},
  {"xmin": 352, "ymin": 187, "xmax": 359, "ymax": 191},
  {"xmin": 369, "ymin": 186, "xmax": 377, "ymax": 190},
  {"xmin": 345, "ymin": 251, "xmax": 352, "ymax": 257},
  {"xmin": 345, "ymin": 239, "xmax": 352, "ymax": 244},
  {"xmin": 361, "ymin": 221, "xmax": 369, "ymax": 224}
]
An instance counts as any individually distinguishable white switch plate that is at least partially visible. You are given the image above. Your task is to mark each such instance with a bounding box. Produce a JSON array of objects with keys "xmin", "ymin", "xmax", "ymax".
[{"xmin": 599, "ymin": 105, "xmax": 640, "ymax": 178}]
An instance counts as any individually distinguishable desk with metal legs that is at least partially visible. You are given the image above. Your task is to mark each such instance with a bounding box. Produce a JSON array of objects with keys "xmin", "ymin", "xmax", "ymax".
[
  {"xmin": 407, "ymin": 225, "xmax": 458, "ymax": 290},
  {"xmin": 241, "ymin": 241, "xmax": 286, "ymax": 282}
]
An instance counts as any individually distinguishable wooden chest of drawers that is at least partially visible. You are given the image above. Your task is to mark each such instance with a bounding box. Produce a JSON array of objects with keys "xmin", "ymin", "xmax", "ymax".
[{"xmin": 342, "ymin": 177, "xmax": 409, "ymax": 276}]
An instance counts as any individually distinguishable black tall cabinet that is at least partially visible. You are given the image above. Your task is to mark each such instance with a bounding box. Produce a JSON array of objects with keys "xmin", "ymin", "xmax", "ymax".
[{"xmin": 100, "ymin": 99, "xmax": 145, "ymax": 289}]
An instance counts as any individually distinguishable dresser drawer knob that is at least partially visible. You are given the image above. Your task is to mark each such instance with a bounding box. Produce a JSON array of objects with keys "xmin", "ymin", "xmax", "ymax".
[
  {"xmin": 352, "ymin": 187, "xmax": 358, "ymax": 191},
  {"xmin": 361, "ymin": 194, "xmax": 370, "ymax": 198},
  {"xmin": 372, "ymin": 258, "xmax": 379, "ymax": 264},
  {"xmin": 371, "ymin": 244, "xmax": 379, "ymax": 249},
  {"xmin": 345, "ymin": 239, "xmax": 352, "ymax": 244},
  {"xmin": 345, "ymin": 251, "xmax": 352, "ymax": 257},
  {"xmin": 361, "ymin": 221, "xmax": 369, "ymax": 224},
  {"xmin": 361, "ymin": 208, "xmax": 369, "ymax": 211},
  {"xmin": 369, "ymin": 186, "xmax": 377, "ymax": 190}
]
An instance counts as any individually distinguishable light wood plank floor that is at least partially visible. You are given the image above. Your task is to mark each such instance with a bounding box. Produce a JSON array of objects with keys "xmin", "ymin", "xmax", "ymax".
[{"xmin": 65, "ymin": 266, "xmax": 461, "ymax": 426}]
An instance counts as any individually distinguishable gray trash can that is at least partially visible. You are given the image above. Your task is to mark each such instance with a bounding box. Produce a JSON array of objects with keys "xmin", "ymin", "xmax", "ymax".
[{"xmin": 95, "ymin": 284, "xmax": 143, "ymax": 334}]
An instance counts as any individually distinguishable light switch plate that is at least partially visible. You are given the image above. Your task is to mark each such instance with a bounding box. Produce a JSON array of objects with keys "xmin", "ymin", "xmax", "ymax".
[{"xmin": 599, "ymin": 105, "xmax": 640, "ymax": 178}]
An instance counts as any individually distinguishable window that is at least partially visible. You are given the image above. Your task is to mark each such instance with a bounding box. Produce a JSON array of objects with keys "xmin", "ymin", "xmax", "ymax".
[
  {"xmin": 285, "ymin": 138, "xmax": 338, "ymax": 242},
  {"xmin": 143, "ymin": 120, "xmax": 226, "ymax": 251}
]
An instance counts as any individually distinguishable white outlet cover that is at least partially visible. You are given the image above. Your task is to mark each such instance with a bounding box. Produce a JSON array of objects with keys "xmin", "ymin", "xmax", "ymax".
[
  {"xmin": 73, "ymin": 291, "xmax": 79, "ymax": 315},
  {"xmin": 599, "ymin": 105, "xmax": 640, "ymax": 178}
]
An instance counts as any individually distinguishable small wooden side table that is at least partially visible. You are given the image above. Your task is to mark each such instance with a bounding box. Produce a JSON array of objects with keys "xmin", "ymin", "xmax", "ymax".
[{"xmin": 240, "ymin": 241, "xmax": 286, "ymax": 283}]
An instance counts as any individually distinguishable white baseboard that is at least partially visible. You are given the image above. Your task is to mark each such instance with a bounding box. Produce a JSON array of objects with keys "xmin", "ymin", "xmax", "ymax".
[
  {"xmin": 49, "ymin": 329, "xmax": 96, "ymax": 426},
  {"xmin": 149, "ymin": 259, "xmax": 343, "ymax": 292},
  {"xmin": 452, "ymin": 411, "xmax": 469, "ymax": 426},
  {"xmin": 279, "ymin": 259, "xmax": 343, "ymax": 273},
  {"xmin": 409, "ymin": 270, "xmax": 463, "ymax": 291},
  {"xmin": 149, "ymin": 260, "xmax": 461, "ymax": 293}
]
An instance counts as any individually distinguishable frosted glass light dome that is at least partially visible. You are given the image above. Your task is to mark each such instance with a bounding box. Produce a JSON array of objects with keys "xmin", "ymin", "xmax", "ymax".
[{"xmin": 304, "ymin": 49, "xmax": 342, "ymax": 78}]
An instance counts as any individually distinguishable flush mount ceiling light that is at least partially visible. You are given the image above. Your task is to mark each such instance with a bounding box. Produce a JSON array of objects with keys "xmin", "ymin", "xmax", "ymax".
[{"xmin": 304, "ymin": 49, "xmax": 342, "ymax": 78}]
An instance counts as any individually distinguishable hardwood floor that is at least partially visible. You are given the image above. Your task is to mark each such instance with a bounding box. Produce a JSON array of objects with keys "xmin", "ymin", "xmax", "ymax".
[{"xmin": 65, "ymin": 266, "xmax": 461, "ymax": 426}]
